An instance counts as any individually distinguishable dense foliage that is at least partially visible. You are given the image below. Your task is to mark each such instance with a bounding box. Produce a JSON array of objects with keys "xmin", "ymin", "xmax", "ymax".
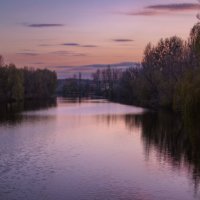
[
  {"xmin": 0, "ymin": 59, "xmax": 57, "ymax": 103},
  {"xmin": 92, "ymin": 23, "xmax": 200, "ymax": 116}
]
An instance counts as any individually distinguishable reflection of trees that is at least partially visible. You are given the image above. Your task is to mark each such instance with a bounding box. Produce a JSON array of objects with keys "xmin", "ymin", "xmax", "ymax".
[
  {"xmin": 124, "ymin": 114, "xmax": 142, "ymax": 131},
  {"xmin": 95, "ymin": 114, "xmax": 142, "ymax": 130},
  {"xmin": 124, "ymin": 111, "xmax": 200, "ymax": 193},
  {"xmin": 100, "ymin": 111, "xmax": 200, "ymax": 193},
  {"xmin": 0, "ymin": 99, "xmax": 56, "ymax": 125},
  {"xmin": 141, "ymin": 112, "xmax": 184, "ymax": 164},
  {"xmin": 23, "ymin": 99, "xmax": 57, "ymax": 111}
]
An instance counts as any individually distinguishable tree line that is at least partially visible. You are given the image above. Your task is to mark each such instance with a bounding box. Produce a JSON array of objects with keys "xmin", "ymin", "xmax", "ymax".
[
  {"xmin": 60, "ymin": 67, "xmax": 124, "ymax": 98},
  {"xmin": 61, "ymin": 74, "xmax": 94, "ymax": 98},
  {"xmin": 92, "ymin": 23, "xmax": 200, "ymax": 116},
  {"xmin": 0, "ymin": 57, "xmax": 57, "ymax": 103}
]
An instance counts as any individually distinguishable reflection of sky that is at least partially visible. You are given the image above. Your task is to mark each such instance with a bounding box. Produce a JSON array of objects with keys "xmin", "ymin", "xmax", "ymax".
[
  {"xmin": 22, "ymin": 99, "xmax": 146, "ymax": 116},
  {"xmin": 0, "ymin": 0, "xmax": 199, "ymax": 70},
  {"xmin": 0, "ymin": 98, "xmax": 198, "ymax": 200}
]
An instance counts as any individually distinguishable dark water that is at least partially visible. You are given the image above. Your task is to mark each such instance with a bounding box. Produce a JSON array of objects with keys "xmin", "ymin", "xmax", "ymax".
[{"xmin": 0, "ymin": 98, "xmax": 200, "ymax": 200}]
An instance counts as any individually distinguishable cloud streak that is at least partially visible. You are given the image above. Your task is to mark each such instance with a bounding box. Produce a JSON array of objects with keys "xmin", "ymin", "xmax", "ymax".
[
  {"xmin": 31, "ymin": 62, "xmax": 45, "ymax": 65},
  {"xmin": 49, "ymin": 51, "xmax": 87, "ymax": 57},
  {"xmin": 126, "ymin": 10, "xmax": 160, "ymax": 16},
  {"xmin": 16, "ymin": 53, "xmax": 40, "ymax": 56},
  {"xmin": 61, "ymin": 43, "xmax": 80, "ymax": 46},
  {"xmin": 16, "ymin": 50, "xmax": 87, "ymax": 58},
  {"xmin": 82, "ymin": 45, "xmax": 98, "ymax": 48},
  {"xmin": 73, "ymin": 53, "xmax": 87, "ymax": 57},
  {"xmin": 23, "ymin": 23, "xmax": 64, "ymax": 28},
  {"xmin": 146, "ymin": 3, "xmax": 200, "ymax": 11},
  {"xmin": 124, "ymin": 3, "xmax": 200, "ymax": 16},
  {"xmin": 113, "ymin": 39, "xmax": 134, "ymax": 42},
  {"xmin": 39, "ymin": 44, "xmax": 56, "ymax": 47},
  {"xmin": 61, "ymin": 43, "xmax": 98, "ymax": 48},
  {"xmin": 50, "ymin": 51, "xmax": 72, "ymax": 55}
]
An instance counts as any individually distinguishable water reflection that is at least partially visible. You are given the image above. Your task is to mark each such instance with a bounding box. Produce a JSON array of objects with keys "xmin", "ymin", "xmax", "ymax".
[
  {"xmin": 0, "ymin": 99, "xmax": 56, "ymax": 125},
  {"xmin": 95, "ymin": 114, "xmax": 142, "ymax": 131},
  {"xmin": 82, "ymin": 105, "xmax": 200, "ymax": 195},
  {"xmin": 123, "ymin": 112, "xmax": 200, "ymax": 194},
  {"xmin": 95, "ymin": 110, "xmax": 200, "ymax": 195},
  {"xmin": 0, "ymin": 99, "xmax": 200, "ymax": 199}
]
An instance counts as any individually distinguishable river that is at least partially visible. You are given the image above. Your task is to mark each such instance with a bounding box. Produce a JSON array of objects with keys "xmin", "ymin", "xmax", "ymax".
[{"xmin": 0, "ymin": 98, "xmax": 199, "ymax": 200}]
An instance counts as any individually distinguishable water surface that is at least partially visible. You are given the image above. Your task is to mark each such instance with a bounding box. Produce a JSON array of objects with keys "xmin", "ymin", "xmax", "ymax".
[{"xmin": 0, "ymin": 98, "xmax": 199, "ymax": 200}]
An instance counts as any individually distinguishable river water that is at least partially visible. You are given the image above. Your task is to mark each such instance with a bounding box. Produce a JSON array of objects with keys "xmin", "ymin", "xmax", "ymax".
[{"xmin": 0, "ymin": 98, "xmax": 199, "ymax": 200}]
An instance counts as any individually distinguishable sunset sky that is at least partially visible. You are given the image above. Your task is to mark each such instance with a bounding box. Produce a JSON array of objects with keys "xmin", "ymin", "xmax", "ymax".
[{"xmin": 0, "ymin": 0, "xmax": 199, "ymax": 68}]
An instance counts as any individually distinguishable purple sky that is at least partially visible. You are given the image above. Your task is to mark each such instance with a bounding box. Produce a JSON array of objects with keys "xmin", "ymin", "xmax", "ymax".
[{"xmin": 0, "ymin": 0, "xmax": 199, "ymax": 68}]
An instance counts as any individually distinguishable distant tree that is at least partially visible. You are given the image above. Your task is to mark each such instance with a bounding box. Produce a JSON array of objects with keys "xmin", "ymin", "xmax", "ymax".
[
  {"xmin": 62, "ymin": 78, "xmax": 79, "ymax": 97},
  {"xmin": 0, "ymin": 55, "xmax": 4, "ymax": 67},
  {"xmin": 119, "ymin": 67, "xmax": 141, "ymax": 104},
  {"xmin": 92, "ymin": 66, "xmax": 122, "ymax": 99},
  {"xmin": 92, "ymin": 69, "xmax": 101, "ymax": 95}
]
